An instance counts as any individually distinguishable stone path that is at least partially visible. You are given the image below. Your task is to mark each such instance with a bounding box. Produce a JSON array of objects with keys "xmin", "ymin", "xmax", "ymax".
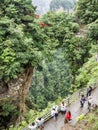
[{"xmin": 43, "ymin": 87, "xmax": 98, "ymax": 130}]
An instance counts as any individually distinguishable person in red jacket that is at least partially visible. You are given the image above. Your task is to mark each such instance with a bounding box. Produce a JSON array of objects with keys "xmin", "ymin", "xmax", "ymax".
[{"xmin": 64, "ymin": 110, "xmax": 71, "ymax": 123}]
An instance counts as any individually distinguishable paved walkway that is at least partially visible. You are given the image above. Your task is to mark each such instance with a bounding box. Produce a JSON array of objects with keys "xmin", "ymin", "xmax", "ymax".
[{"xmin": 43, "ymin": 87, "xmax": 98, "ymax": 130}]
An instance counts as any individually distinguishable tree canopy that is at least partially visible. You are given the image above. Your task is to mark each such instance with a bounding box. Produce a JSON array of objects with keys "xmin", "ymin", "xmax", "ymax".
[
  {"xmin": 75, "ymin": 0, "xmax": 98, "ymax": 24},
  {"xmin": 0, "ymin": 0, "xmax": 56, "ymax": 82},
  {"xmin": 1, "ymin": 0, "xmax": 98, "ymax": 129}
]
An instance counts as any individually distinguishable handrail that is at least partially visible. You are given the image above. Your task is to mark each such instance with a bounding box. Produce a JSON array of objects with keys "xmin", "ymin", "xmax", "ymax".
[{"xmin": 22, "ymin": 85, "xmax": 96, "ymax": 130}]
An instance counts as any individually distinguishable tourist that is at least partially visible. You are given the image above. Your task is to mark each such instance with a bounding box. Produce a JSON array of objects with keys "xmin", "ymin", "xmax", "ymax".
[
  {"xmin": 51, "ymin": 107, "xmax": 56, "ymax": 120},
  {"xmin": 28, "ymin": 122, "xmax": 37, "ymax": 130},
  {"xmin": 86, "ymin": 86, "xmax": 92, "ymax": 97},
  {"xmin": 60, "ymin": 101, "xmax": 67, "ymax": 115},
  {"xmin": 80, "ymin": 94, "xmax": 86, "ymax": 108},
  {"xmin": 36, "ymin": 117, "xmax": 44, "ymax": 130},
  {"xmin": 51, "ymin": 105, "xmax": 58, "ymax": 121},
  {"xmin": 64, "ymin": 110, "xmax": 71, "ymax": 123},
  {"xmin": 87, "ymin": 95, "xmax": 94, "ymax": 110},
  {"xmin": 55, "ymin": 105, "xmax": 58, "ymax": 121}
]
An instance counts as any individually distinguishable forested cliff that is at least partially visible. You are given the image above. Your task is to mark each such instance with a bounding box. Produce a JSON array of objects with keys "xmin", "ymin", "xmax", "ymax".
[{"xmin": 0, "ymin": 0, "xmax": 98, "ymax": 129}]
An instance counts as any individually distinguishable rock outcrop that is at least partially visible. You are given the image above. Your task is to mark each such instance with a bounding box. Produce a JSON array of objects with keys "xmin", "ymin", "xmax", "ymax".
[{"xmin": 0, "ymin": 66, "xmax": 34, "ymax": 126}]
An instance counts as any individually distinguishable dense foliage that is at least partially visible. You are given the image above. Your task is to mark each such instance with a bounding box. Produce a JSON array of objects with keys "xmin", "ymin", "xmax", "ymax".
[
  {"xmin": 76, "ymin": 40, "xmax": 98, "ymax": 88},
  {"xmin": 75, "ymin": 0, "xmax": 98, "ymax": 88},
  {"xmin": 0, "ymin": 0, "xmax": 56, "ymax": 82},
  {"xmin": 30, "ymin": 49, "xmax": 71, "ymax": 109},
  {"xmin": 1, "ymin": 0, "xmax": 98, "ymax": 129},
  {"xmin": 0, "ymin": 0, "xmax": 57, "ymax": 129},
  {"xmin": 29, "ymin": 12, "xmax": 92, "ymax": 110},
  {"xmin": 21, "ymin": 0, "xmax": 98, "ymax": 129},
  {"xmin": 87, "ymin": 20, "xmax": 98, "ymax": 40},
  {"xmin": 75, "ymin": 0, "xmax": 98, "ymax": 24}
]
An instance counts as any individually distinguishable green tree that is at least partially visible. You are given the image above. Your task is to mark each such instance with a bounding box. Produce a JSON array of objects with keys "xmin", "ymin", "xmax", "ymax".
[
  {"xmin": 29, "ymin": 12, "xmax": 91, "ymax": 110},
  {"xmin": 75, "ymin": 0, "xmax": 98, "ymax": 24},
  {"xmin": 30, "ymin": 48, "xmax": 71, "ymax": 109},
  {"xmin": 76, "ymin": 44, "xmax": 98, "ymax": 88},
  {"xmin": 87, "ymin": 19, "xmax": 98, "ymax": 40},
  {"xmin": 0, "ymin": 0, "xmax": 57, "ymax": 127}
]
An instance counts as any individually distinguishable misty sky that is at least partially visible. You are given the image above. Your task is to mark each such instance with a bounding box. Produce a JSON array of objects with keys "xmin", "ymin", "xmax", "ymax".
[{"xmin": 32, "ymin": 0, "xmax": 52, "ymax": 15}]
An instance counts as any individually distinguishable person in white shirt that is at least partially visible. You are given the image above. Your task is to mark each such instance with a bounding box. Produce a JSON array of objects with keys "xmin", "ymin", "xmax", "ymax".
[
  {"xmin": 28, "ymin": 122, "xmax": 37, "ymax": 130},
  {"xmin": 51, "ymin": 105, "xmax": 58, "ymax": 121},
  {"xmin": 88, "ymin": 95, "xmax": 98, "ymax": 111},
  {"xmin": 51, "ymin": 108, "xmax": 55, "ymax": 117},
  {"xmin": 36, "ymin": 117, "xmax": 44, "ymax": 130},
  {"xmin": 60, "ymin": 101, "xmax": 67, "ymax": 115},
  {"xmin": 88, "ymin": 96, "xmax": 93, "ymax": 105},
  {"xmin": 54, "ymin": 105, "xmax": 58, "ymax": 121}
]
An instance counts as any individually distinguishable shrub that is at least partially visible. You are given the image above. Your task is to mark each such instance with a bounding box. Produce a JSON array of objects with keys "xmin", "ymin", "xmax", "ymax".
[
  {"xmin": 70, "ymin": 22, "xmax": 80, "ymax": 33},
  {"xmin": 88, "ymin": 114, "xmax": 95, "ymax": 123},
  {"xmin": 90, "ymin": 122, "xmax": 98, "ymax": 130},
  {"xmin": 88, "ymin": 22, "xmax": 98, "ymax": 40},
  {"xmin": 95, "ymin": 109, "xmax": 98, "ymax": 115},
  {"xmin": 77, "ymin": 114, "xmax": 85, "ymax": 121}
]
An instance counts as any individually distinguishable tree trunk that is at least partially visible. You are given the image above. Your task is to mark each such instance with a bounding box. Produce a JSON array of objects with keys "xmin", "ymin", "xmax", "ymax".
[{"xmin": 17, "ymin": 66, "xmax": 34, "ymax": 122}]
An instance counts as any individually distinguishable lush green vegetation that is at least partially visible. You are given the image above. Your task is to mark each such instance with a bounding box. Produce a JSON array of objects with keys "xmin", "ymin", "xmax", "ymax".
[
  {"xmin": 0, "ymin": 0, "xmax": 57, "ymax": 128},
  {"xmin": 75, "ymin": 0, "xmax": 98, "ymax": 24},
  {"xmin": 28, "ymin": 11, "xmax": 92, "ymax": 111},
  {"xmin": 0, "ymin": 0, "xmax": 56, "ymax": 83},
  {"xmin": 75, "ymin": 109, "xmax": 98, "ymax": 130},
  {"xmin": 0, "ymin": 0, "xmax": 98, "ymax": 129}
]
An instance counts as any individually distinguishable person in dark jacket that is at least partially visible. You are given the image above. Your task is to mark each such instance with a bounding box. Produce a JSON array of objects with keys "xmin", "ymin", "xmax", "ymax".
[
  {"xmin": 80, "ymin": 94, "xmax": 86, "ymax": 108},
  {"xmin": 86, "ymin": 86, "xmax": 92, "ymax": 97}
]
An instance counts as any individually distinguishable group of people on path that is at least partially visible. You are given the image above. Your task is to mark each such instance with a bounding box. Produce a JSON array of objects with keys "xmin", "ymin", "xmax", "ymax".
[
  {"xmin": 51, "ymin": 101, "xmax": 67, "ymax": 120},
  {"xmin": 28, "ymin": 86, "xmax": 96, "ymax": 130},
  {"xmin": 80, "ymin": 86, "xmax": 96, "ymax": 110},
  {"xmin": 51, "ymin": 101, "xmax": 72, "ymax": 124},
  {"xmin": 28, "ymin": 102, "xmax": 71, "ymax": 130}
]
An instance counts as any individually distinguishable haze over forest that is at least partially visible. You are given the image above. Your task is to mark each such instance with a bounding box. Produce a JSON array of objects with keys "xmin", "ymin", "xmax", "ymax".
[
  {"xmin": 32, "ymin": 0, "xmax": 77, "ymax": 15},
  {"xmin": 32, "ymin": 0, "xmax": 52, "ymax": 15}
]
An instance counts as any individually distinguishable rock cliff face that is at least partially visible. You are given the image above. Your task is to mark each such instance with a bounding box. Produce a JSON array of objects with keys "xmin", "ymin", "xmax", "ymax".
[{"xmin": 0, "ymin": 66, "xmax": 34, "ymax": 126}]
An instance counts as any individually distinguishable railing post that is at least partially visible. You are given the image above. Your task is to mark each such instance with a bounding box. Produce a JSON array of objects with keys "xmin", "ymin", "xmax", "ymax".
[
  {"xmin": 67, "ymin": 97, "xmax": 70, "ymax": 105},
  {"xmin": 79, "ymin": 90, "xmax": 81, "ymax": 97},
  {"xmin": 93, "ymin": 82, "xmax": 96, "ymax": 88}
]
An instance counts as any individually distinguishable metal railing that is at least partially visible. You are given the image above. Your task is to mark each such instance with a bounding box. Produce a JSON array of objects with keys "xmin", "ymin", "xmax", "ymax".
[{"xmin": 22, "ymin": 85, "xmax": 97, "ymax": 130}]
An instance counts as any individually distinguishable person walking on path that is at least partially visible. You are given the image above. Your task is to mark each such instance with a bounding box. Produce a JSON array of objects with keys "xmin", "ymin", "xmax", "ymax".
[
  {"xmin": 55, "ymin": 105, "xmax": 58, "ymax": 121},
  {"xmin": 51, "ymin": 105, "xmax": 58, "ymax": 121},
  {"xmin": 28, "ymin": 122, "xmax": 37, "ymax": 130},
  {"xmin": 63, "ymin": 110, "xmax": 72, "ymax": 130},
  {"xmin": 80, "ymin": 94, "xmax": 86, "ymax": 108},
  {"xmin": 36, "ymin": 117, "xmax": 44, "ymax": 130},
  {"xmin": 87, "ymin": 95, "xmax": 95, "ymax": 111},
  {"xmin": 86, "ymin": 86, "xmax": 92, "ymax": 97},
  {"xmin": 60, "ymin": 101, "xmax": 67, "ymax": 115},
  {"xmin": 64, "ymin": 110, "xmax": 72, "ymax": 123},
  {"xmin": 51, "ymin": 107, "xmax": 56, "ymax": 120}
]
